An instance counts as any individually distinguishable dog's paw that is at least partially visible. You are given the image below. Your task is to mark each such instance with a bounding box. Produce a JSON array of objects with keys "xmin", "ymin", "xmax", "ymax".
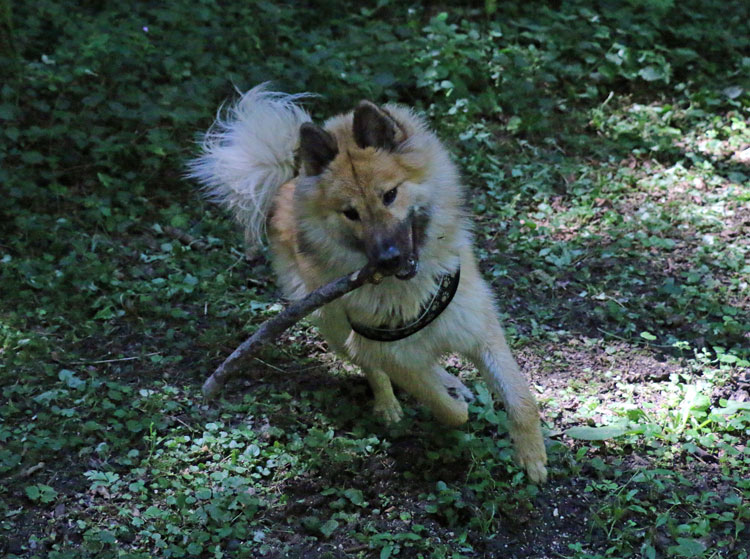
[
  {"xmin": 373, "ymin": 396, "xmax": 404, "ymax": 425},
  {"xmin": 514, "ymin": 440, "xmax": 548, "ymax": 484},
  {"xmin": 437, "ymin": 370, "xmax": 474, "ymax": 403},
  {"xmin": 521, "ymin": 457, "xmax": 548, "ymax": 484},
  {"xmin": 445, "ymin": 382, "xmax": 475, "ymax": 403}
]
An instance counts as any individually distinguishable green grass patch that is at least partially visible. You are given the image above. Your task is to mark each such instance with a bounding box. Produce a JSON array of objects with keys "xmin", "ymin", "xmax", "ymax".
[{"xmin": 1, "ymin": 1, "xmax": 749, "ymax": 557}]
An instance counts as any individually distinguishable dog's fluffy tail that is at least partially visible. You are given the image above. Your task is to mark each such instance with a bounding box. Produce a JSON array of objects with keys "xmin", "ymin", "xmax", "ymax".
[{"xmin": 188, "ymin": 83, "xmax": 312, "ymax": 247}]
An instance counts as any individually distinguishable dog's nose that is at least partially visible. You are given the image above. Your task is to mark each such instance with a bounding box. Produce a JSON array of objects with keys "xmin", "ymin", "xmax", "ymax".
[{"xmin": 376, "ymin": 245, "xmax": 401, "ymax": 270}]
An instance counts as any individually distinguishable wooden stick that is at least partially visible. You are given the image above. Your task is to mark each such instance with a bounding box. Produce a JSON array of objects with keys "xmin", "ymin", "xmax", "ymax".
[
  {"xmin": 202, "ymin": 266, "xmax": 379, "ymax": 400},
  {"xmin": 163, "ymin": 226, "xmax": 210, "ymax": 251}
]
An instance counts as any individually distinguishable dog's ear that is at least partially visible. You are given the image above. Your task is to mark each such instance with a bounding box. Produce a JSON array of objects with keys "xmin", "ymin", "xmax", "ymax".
[
  {"xmin": 299, "ymin": 123, "xmax": 338, "ymax": 176},
  {"xmin": 353, "ymin": 101, "xmax": 406, "ymax": 151}
]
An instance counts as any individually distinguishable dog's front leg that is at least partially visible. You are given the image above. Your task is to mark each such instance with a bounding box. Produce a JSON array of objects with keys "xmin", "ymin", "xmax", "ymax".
[
  {"xmin": 364, "ymin": 368, "xmax": 404, "ymax": 424},
  {"xmin": 468, "ymin": 332, "xmax": 548, "ymax": 484}
]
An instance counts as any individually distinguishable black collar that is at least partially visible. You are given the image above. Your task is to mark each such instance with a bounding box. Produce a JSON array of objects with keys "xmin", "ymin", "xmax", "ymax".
[{"xmin": 348, "ymin": 267, "xmax": 460, "ymax": 342}]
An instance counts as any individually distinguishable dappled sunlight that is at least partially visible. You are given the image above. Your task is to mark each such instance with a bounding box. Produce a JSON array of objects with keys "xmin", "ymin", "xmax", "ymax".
[
  {"xmin": 479, "ymin": 94, "xmax": 749, "ymax": 355},
  {"xmin": 2, "ymin": 0, "xmax": 749, "ymax": 557}
]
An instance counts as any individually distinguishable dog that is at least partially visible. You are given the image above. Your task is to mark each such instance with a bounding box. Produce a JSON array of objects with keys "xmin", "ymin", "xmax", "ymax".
[{"xmin": 189, "ymin": 85, "xmax": 548, "ymax": 483}]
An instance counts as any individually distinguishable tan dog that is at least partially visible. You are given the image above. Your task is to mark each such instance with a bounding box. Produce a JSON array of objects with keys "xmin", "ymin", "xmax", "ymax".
[{"xmin": 190, "ymin": 85, "xmax": 547, "ymax": 482}]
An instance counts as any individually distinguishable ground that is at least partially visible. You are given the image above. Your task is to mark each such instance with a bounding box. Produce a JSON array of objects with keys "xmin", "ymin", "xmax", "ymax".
[{"xmin": 1, "ymin": 1, "xmax": 749, "ymax": 558}]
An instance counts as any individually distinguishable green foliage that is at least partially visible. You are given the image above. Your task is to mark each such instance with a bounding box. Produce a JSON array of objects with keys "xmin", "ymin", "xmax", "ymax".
[{"xmin": 1, "ymin": 0, "xmax": 749, "ymax": 558}]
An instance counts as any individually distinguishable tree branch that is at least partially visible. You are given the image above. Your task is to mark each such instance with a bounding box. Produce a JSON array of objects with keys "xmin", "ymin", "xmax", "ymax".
[{"xmin": 202, "ymin": 265, "xmax": 379, "ymax": 400}]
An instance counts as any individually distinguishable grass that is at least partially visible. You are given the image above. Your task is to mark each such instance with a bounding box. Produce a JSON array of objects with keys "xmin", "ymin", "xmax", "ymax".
[{"xmin": 1, "ymin": 0, "xmax": 749, "ymax": 557}]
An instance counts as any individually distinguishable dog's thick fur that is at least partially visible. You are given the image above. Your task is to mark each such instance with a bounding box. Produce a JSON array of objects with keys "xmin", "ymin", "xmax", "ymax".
[{"xmin": 190, "ymin": 85, "xmax": 547, "ymax": 482}]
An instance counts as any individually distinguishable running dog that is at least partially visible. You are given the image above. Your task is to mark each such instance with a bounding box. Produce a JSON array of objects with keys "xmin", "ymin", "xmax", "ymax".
[{"xmin": 190, "ymin": 85, "xmax": 547, "ymax": 482}]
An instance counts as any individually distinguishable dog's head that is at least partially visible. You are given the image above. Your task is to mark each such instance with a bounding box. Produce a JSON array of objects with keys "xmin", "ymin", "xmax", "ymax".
[{"xmin": 296, "ymin": 101, "xmax": 435, "ymax": 280}]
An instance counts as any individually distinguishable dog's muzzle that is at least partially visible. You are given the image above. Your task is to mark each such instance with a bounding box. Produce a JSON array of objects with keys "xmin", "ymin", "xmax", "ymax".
[
  {"xmin": 395, "ymin": 257, "xmax": 418, "ymax": 280},
  {"xmin": 369, "ymin": 209, "xmax": 426, "ymax": 281},
  {"xmin": 373, "ymin": 244, "xmax": 418, "ymax": 280}
]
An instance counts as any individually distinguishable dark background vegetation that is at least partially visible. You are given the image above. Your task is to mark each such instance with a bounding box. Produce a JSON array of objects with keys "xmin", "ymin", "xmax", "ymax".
[{"xmin": 1, "ymin": 1, "xmax": 748, "ymax": 558}]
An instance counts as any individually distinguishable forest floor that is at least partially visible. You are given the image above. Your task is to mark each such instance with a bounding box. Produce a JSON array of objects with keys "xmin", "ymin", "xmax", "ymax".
[{"xmin": 1, "ymin": 1, "xmax": 749, "ymax": 558}]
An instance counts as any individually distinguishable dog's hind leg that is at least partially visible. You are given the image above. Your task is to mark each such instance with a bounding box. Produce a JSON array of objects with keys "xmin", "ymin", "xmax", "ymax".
[
  {"xmin": 385, "ymin": 364, "xmax": 470, "ymax": 427},
  {"xmin": 467, "ymin": 331, "xmax": 548, "ymax": 484},
  {"xmin": 434, "ymin": 367, "xmax": 474, "ymax": 403},
  {"xmin": 365, "ymin": 368, "xmax": 404, "ymax": 424}
]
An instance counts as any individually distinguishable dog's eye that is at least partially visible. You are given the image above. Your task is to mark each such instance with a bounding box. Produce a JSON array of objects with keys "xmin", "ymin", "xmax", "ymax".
[
  {"xmin": 383, "ymin": 186, "xmax": 398, "ymax": 206},
  {"xmin": 342, "ymin": 208, "xmax": 360, "ymax": 221}
]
